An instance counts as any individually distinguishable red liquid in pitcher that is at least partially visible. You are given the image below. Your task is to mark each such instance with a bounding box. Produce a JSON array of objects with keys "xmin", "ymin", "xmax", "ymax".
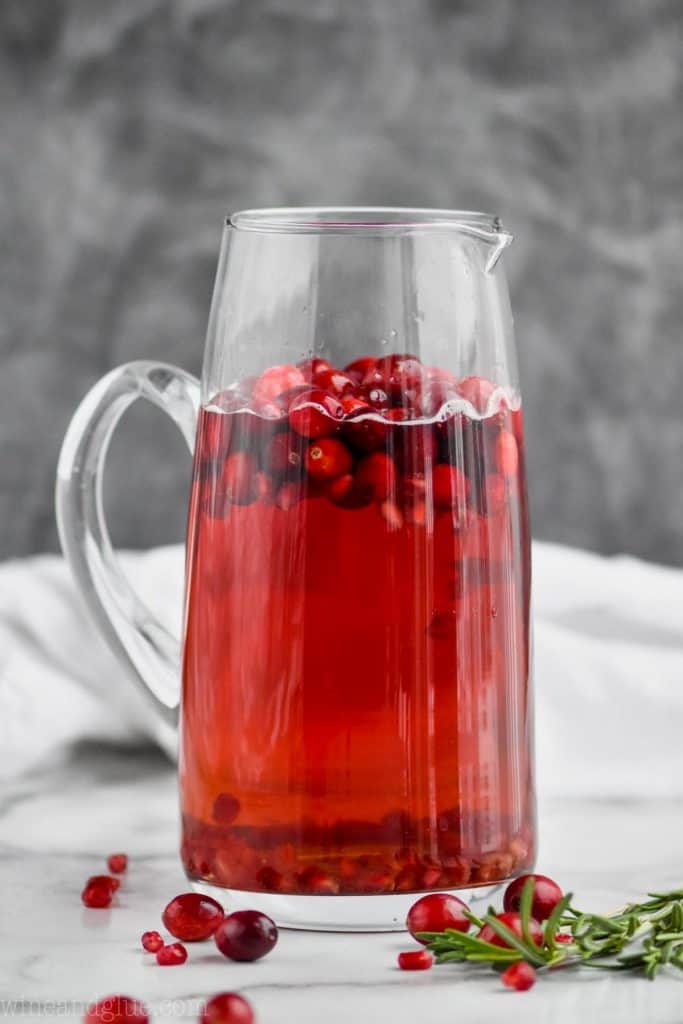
[{"xmin": 180, "ymin": 356, "xmax": 535, "ymax": 895}]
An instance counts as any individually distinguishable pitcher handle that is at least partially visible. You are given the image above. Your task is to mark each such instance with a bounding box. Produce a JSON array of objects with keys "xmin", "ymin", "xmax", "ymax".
[{"xmin": 55, "ymin": 361, "xmax": 201, "ymax": 755}]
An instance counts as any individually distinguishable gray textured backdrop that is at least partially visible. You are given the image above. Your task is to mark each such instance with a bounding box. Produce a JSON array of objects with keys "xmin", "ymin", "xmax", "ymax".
[{"xmin": 1, "ymin": 0, "xmax": 682, "ymax": 564}]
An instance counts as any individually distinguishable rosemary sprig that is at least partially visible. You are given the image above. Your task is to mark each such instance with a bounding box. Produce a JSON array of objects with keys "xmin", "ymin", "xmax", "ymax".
[{"xmin": 419, "ymin": 881, "xmax": 683, "ymax": 981}]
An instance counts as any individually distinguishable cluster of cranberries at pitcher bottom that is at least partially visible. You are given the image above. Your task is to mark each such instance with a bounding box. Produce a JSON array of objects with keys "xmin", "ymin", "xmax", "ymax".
[{"xmin": 180, "ymin": 353, "xmax": 535, "ymax": 896}]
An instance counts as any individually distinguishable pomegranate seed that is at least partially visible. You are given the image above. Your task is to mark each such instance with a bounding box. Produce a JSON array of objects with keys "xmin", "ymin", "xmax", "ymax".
[
  {"xmin": 267, "ymin": 431, "xmax": 304, "ymax": 476},
  {"xmin": 298, "ymin": 865, "xmax": 340, "ymax": 894},
  {"xmin": 199, "ymin": 992, "xmax": 255, "ymax": 1024},
  {"xmin": 162, "ymin": 893, "xmax": 225, "ymax": 941},
  {"xmin": 213, "ymin": 792, "xmax": 241, "ymax": 824},
  {"xmin": 501, "ymin": 961, "xmax": 537, "ymax": 992},
  {"xmin": 252, "ymin": 364, "xmax": 305, "ymax": 402},
  {"xmin": 397, "ymin": 949, "xmax": 433, "ymax": 971},
  {"xmin": 432, "ymin": 463, "xmax": 470, "ymax": 510},
  {"xmin": 354, "ymin": 452, "xmax": 397, "ymax": 502},
  {"xmin": 84, "ymin": 995, "xmax": 148, "ymax": 1024},
  {"xmin": 288, "ymin": 388, "xmax": 344, "ymax": 438},
  {"xmin": 107, "ymin": 853, "xmax": 128, "ymax": 874},
  {"xmin": 214, "ymin": 910, "xmax": 278, "ymax": 962},
  {"xmin": 406, "ymin": 893, "xmax": 470, "ymax": 943},
  {"xmin": 394, "ymin": 865, "xmax": 422, "ymax": 891},
  {"xmin": 141, "ymin": 930, "xmax": 164, "ymax": 953},
  {"xmin": 477, "ymin": 912, "xmax": 543, "ymax": 948},
  {"xmin": 503, "ymin": 874, "xmax": 564, "ymax": 921},
  {"xmin": 496, "ymin": 430, "xmax": 519, "ymax": 478},
  {"xmin": 86, "ymin": 875, "xmax": 120, "ymax": 892},
  {"xmin": 314, "ymin": 367, "xmax": 356, "ymax": 396},
  {"xmin": 305, "ymin": 438, "xmax": 352, "ymax": 481},
  {"xmin": 81, "ymin": 883, "xmax": 113, "ymax": 909},
  {"xmin": 297, "ymin": 356, "xmax": 333, "ymax": 378},
  {"xmin": 457, "ymin": 374, "xmax": 496, "ymax": 413},
  {"xmin": 344, "ymin": 356, "xmax": 376, "ymax": 378},
  {"xmin": 156, "ymin": 941, "xmax": 188, "ymax": 966},
  {"xmin": 222, "ymin": 452, "xmax": 258, "ymax": 506}
]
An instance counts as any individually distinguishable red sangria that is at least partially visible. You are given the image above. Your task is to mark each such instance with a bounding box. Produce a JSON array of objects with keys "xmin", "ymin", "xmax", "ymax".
[{"xmin": 179, "ymin": 354, "xmax": 535, "ymax": 898}]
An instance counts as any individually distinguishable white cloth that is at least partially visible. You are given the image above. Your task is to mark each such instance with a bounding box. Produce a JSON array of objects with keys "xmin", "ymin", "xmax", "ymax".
[{"xmin": 1, "ymin": 542, "xmax": 681, "ymax": 796}]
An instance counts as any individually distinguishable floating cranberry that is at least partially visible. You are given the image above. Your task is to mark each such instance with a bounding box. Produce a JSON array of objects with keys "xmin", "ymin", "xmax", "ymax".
[
  {"xmin": 213, "ymin": 792, "xmax": 241, "ymax": 824},
  {"xmin": 162, "ymin": 892, "xmax": 225, "ymax": 941},
  {"xmin": 406, "ymin": 892, "xmax": 470, "ymax": 943},
  {"xmin": 420, "ymin": 378, "xmax": 459, "ymax": 416},
  {"xmin": 375, "ymin": 354, "xmax": 424, "ymax": 400},
  {"xmin": 252, "ymin": 364, "xmax": 306, "ymax": 403},
  {"xmin": 199, "ymin": 992, "xmax": 255, "ymax": 1024},
  {"xmin": 354, "ymin": 452, "xmax": 397, "ymax": 502},
  {"xmin": 297, "ymin": 356, "xmax": 333, "ymax": 379},
  {"xmin": 495, "ymin": 430, "xmax": 519, "ymax": 478},
  {"xmin": 503, "ymin": 874, "xmax": 563, "ymax": 921},
  {"xmin": 432, "ymin": 464, "xmax": 470, "ymax": 510},
  {"xmin": 356, "ymin": 384, "xmax": 391, "ymax": 411},
  {"xmin": 81, "ymin": 881, "xmax": 113, "ymax": 909},
  {"xmin": 313, "ymin": 367, "xmax": 356, "ymax": 396},
  {"xmin": 214, "ymin": 910, "xmax": 278, "ymax": 962},
  {"xmin": 84, "ymin": 995, "xmax": 148, "ymax": 1024},
  {"xmin": 340, "ymin": 394, "xmax": 370, "ymax": 418},
  {"xmin": 267, "ymin": 431, "xmax": 304, "ymax": 476},
  {"xmin": 156, "ymin": 941, "xmax": 188, "ymax": 966},
  {"xmin": 141, "ymin": 930, "xmax": 164, "ymax": 953},
  {"xmin": 344, "ymin": 356, "xmax": 376, "ymax": 378},
  {"xmin": 298, "ymin": 865, "xmax": 340, "ymax": 894},
  {"xmin": 501, "ymin": 961, "xmax": 536, "ymax": 992},
  {"xmin": 306, "ymin": 438, "xmax": 352, "ymax": 481},
  {"xmin": 325, "ymin": 473, "xmax": 371, "ymax": 509},
  {"xmin": 477, "ymin": 912, "xmax": 543, "ymax": 949},
  {"xmin": 397, "ymin": 949, "xmax": 433, "ymax": 971},
  {"xmin": 222, "ymin": 452, "xmax": 258, "ymax": 506},
  {"xmin": 288, "ymin": 388, "xmax": 344, "ymax": 438},
  {"xmin": 106, "ymin": 853, "xmax": 128, "ymax": 874},
  {"xmin": 344, "ymin": 413, "xmax": 389, "ymax": 453},
  {"xmin": 457, "ymin": 374, "xmax": 496, "ymax": 413}
]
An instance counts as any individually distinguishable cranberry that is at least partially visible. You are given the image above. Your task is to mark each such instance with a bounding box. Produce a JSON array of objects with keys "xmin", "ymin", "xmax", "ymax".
[
  {"xmin": 214, "ymin": 910, "xmax": 278, "ymax": 962},
  {"xmin": 222, "ymin": 452, "xmax": 258, "ymax": 505},
  {"xmin": 344, "ymin": 413, "xmax": 389, "ymax": 453},
  {"xmin": 107, "ymin": 853, "xmax": 128, "ymax": 874},
  {"xmin": 252, "ymin": 364, "xmax": 305, "ymax": 403},
  {"xmin": 457, "ymin": 375, "xmax": 496, "ymax": 413},
  {"xmin": 313, "ymin": 367, "xmax": 356, "ymax": 396},
  {"xmin": 375, "ymin": 354, "xmax": 424, "ymax": 400},
  {"xmin": 501, "ymin": 961, "xmax": 537, "ymax": 992},
  {"xmin": 141, "ymin": 930, "xmax": 164, "ymax": 953},
  {"xmin": 256, "ymin": 866, "xmax": 284, "ymax": 892},
  {"xmin": 267, "ymin": 431, "xmax": 304, "ymax": 476},
  {"xmin": 356, "ymin": 384, "xmax": 390, "ymax": 411},
  {"xmin": 297, "ymin": 356, "xmax": 333, "ymax": 378},
  {"xmin": 432, "ymin": 464, "xmax": 470, "ymax": 510},
  {"xmin": 199, "ymin": 993, "xmax": 255, "ymax": 1024},
  {"xmin": 421, "ymin": 378, "xmax": 460, "ymax": 417},
  {"xmin": 274, "ymin": 480, "xmax": 304, "ymax": 510},
  {"xmin": 406, "ymin": 893, "xmax": 470, "ymax": 943},
  {"xmin": 477, "ymin": 912, "xmax": 543, "ymax": 948},
  {"xmin": 325, "ymin": 473, "xmax": 370, "ymax": 509},
  {"xmin": 354, "ymin": 452, "xmax": 397, "ymax": 502},
  {"xmin": 306, "ymin": 438, "xmax": 352, "ymax": 481},
  {"xmin": 340, "ymin": 394, "xmax": 370, "ymax": 418},
  {"xmin": 81, "ymin": 882, "xmax": 113, "ymax": 909},
  {"xmin": 213, "ymin": 792, "xmax": 241, "ymax": 825},
  {"xmin": 84, "ymin": 995, "xmax": 148, "ymax": 1024},
  {"xmin": 503, "ymin": 874, "xmax": 564, "ymax": 922},
  {"xmin": 86, "ymin": 875, "xmax": 120, "ymax": 892},
  {"xmin": 156, "ymin": 941, "xmax": 188, "ymax": 966},
  {"xmin": 344, "ymin": 356, "xmax": 376, "ymax": 378},
  {"xmin": 288, "ymin": 388, "xmax": 344, "ymax": 438},
  {"xmin": 495, "ymin": 429, "xmax": 519, "ymax": 478},
  {"xmin": 391, "ymin": 422, "xmax": 438, "ymax": 475},
  {"xmin": 397, "ymin": 949, "xmax": 433, "ymax": 971},
  {"xmin": 298, "ymin": 865, "xmax": 340, "ymax": 894},
  {"xmin": 162, "ymin": 893, "xmax": 225, "ymax": 941}
]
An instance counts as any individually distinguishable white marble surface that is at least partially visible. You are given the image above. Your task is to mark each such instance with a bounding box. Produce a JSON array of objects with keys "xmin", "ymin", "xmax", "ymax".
[{"xmin": 2, "ymin": 746, "xmax": 683, "ymax": 1024}]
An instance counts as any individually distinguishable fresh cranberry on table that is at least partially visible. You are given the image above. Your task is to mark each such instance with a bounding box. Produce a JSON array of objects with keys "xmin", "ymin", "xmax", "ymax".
[
  {"xmin": 84, "ymin": 995, "xmax": 148, "ymax": 1024},
  {"xmin": 162, "ymin": 892, "xmax": 225, "ymax": 941},
  {"xmin": 156, "ymin": 941, "xmax": 188, "ymax": 966},
  {"xmin": 501, "ymin": 960, "xmax": 537, "ymax": 991},
  {"xmin": 477, "ymin": 911, "xmax": 543, "ymax": 948},
  {"xmin": 305, "ymin": 437, "xmax": 352, "ymax": 481},
  {"xmin": 397, "ymin": 949, "xmax": 433, "ymax": 971},
  {"xmin": 214, "ymin": 910, "xmax": 278, "ymax": 962},
  {"xmin": 503, "ymin": 874, "xmax": 564, "ymax": 921},
  {"xmin": 406, "ymin": 892, "xmax": 471, "ymax": 943},
  {"xmin": 288, "ymin": 388, "xmax": 344, "ymax": 438},
  {"xmin": 199, "ymin": 993, "xmax": 255, "ymax": 1024}
]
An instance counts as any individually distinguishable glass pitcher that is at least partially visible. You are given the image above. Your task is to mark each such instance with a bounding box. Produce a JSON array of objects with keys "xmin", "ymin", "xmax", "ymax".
[{"xmin": 56, "ymin": 208, "xmax": 535, "ymax": 931}]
